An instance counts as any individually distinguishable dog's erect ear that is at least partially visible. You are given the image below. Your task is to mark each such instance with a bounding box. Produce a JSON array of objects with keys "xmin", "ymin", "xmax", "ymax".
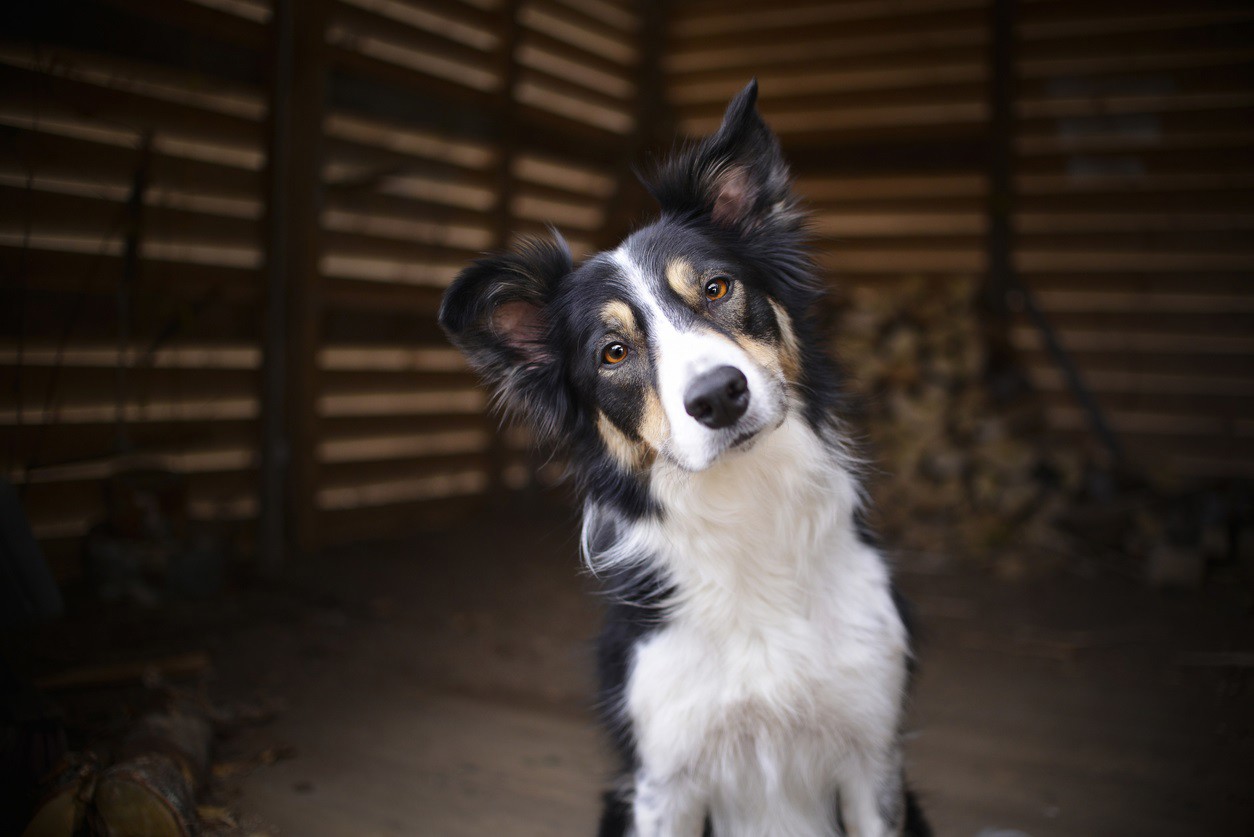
[
  {"xmin": 438, "ymin": 235, "xmax": 574, "ymax": 438},
  {"xmin": 646, "ymin": 80, "xmax": 796, "ymax": 232}
]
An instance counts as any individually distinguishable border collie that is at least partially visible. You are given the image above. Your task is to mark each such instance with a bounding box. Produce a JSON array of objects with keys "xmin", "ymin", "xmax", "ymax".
[{"xmin": 440, "ymin": 81, "xmax": 929, "ymax": 837}]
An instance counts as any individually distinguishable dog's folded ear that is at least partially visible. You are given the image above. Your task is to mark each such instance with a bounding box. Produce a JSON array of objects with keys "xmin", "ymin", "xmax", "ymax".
[
  {"xmin": 646, "ymin": 79, "xmax": 796, "ymax": 233},
  {"xmin": 438, "ymin": 234, "xmax": 574, "ymax": 438}
]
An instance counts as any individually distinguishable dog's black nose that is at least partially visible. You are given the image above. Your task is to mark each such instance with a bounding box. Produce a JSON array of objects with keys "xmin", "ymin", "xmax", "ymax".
[{"xmin": 684, "ymin": 366, "xmax": 749, "ymax": 429}]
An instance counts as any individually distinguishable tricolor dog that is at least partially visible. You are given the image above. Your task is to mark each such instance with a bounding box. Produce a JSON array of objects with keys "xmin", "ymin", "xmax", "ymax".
[{"xmin": 439, "ymin": 81, "xmax": 930, "ymax": 837}]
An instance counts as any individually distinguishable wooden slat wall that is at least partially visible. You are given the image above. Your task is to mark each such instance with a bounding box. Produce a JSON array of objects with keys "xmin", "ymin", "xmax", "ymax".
[
  {"xmin": 666, "ymin": 0, "xmax": 1254, "ymax": 484},
  {"xmin": 2, "ymin": 0, "xmax": 643, "ymax": 574},
  {"xmin": 668, "ymin": 0, "xmax": 990, "ymax": 285},
  {"xmin": 1, "ymin": 0, "xmax": 271, "ymax": 575},
  {"xmin": 1012, "ymin": 0, "xmax": 1254, "ymax": 480},
  {"xmin": 317, "ymin": 0, "xmax": 639, "ymax": 543}
]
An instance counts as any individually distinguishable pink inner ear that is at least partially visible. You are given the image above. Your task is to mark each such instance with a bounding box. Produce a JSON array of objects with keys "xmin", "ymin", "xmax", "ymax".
[
  {"xmin": 491, "ymin": 300, "xmax": 548, "ymax": 360},
  {"xmin": 711, "ymin": 165, "xmax": 756, "ymax": 227}
]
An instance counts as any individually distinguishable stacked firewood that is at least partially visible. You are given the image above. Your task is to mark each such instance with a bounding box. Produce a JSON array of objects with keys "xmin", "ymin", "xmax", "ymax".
[{"xmin": 831, "ymin": 277, "xmax": 1091, "ymax": 573}]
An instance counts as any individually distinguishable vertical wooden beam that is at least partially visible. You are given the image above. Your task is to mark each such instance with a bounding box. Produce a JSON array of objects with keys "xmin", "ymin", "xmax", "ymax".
[
  {"xmin": 260, "ymin": 0, "xmax": 327, "ymax": 574},
  {"xmin": 982, "ymin": 0, "xmax": 1124, "ymax": 464},
  {"xmin": 600, "ymin": 0, "xmax": 672, "ymax": 248},
  {"xmin": 485, "ymin": 0, "xmax": 522, "ymax": 495},
  {"xmin": 980, "ymin": 0, "xmax": 1020, "ymax": 396}
]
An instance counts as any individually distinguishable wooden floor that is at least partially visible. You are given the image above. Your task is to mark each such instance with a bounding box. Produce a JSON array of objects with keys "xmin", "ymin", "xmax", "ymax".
[{"xmin": 217, "ymin": 498, "xmax": 1254, "ymax": 836}]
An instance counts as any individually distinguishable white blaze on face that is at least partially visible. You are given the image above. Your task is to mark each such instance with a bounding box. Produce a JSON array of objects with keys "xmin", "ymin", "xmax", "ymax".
[{"xmin": 611, "ymin": 248, "xmax": 781, "ymax": 471}]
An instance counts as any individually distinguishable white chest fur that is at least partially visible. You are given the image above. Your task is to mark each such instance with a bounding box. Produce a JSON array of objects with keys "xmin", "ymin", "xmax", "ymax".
[{"xmin": 619, "ymin": 416, "xmax": 909, "ymax": 835}]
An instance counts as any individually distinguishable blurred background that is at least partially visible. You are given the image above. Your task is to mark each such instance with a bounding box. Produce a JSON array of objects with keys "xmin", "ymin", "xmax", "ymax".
[{"xmin": 1, "ymin": 0, "xmax": 1252, "ymax": 835}]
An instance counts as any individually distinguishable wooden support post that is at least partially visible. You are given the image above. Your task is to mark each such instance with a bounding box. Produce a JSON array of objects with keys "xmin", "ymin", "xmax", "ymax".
[
  {"xmin": 600, "ymin": 0, "xmax": 672, "ymax": 248},
  {"xmin": 982, "ymin": 0, "xmax": 1125, "ymax": 465},
  {"xmin": 260, "ymin": 0, "xmax": 327, "ymax": 574},
  {"xmin": 484, "ymin": 0, "xmax": 522, "ymax": 496},
  {"xmin": 980, "ymin": 0, "xmax": 1022, "ymax": 397}
]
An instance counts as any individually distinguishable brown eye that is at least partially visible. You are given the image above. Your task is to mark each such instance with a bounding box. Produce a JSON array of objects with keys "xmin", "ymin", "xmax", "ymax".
[
  {"xmin": 601, "ymin": 342, "xmax": 628, "ymax": 365},
  {"xmin": 704, "ymin": 276, "xmax": 730, "ymax": 301}
]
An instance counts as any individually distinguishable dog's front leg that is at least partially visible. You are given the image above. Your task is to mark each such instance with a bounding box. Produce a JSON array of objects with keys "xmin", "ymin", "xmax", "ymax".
[
  {"xmin": 630, "ymin": 768, "xmax": 706, "ymax": 837},
  {"xmin": 839, "ymin": 750, "xmax": 906, "ymax": 837}
]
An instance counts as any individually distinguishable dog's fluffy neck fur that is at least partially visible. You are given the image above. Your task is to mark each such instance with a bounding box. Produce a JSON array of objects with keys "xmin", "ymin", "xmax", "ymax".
[{"xmin": 586, "ymin": 410, "xmax": 862, "ymax": 628}]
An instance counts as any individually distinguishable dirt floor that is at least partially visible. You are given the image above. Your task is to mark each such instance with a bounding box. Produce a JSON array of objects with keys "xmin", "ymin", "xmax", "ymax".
[{"xmin": 10, "ymin": 493, "xmax": 1254, "ymax": 836}]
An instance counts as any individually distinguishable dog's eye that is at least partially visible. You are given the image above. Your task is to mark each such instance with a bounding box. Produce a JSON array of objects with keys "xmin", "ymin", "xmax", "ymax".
[
  {"xmin": 601, "ymin": 342, "xmax": 629, "ymax": 366},
  {"xmin": 704, "ymin": 277, "xmax": 731, "ymax": 301}
]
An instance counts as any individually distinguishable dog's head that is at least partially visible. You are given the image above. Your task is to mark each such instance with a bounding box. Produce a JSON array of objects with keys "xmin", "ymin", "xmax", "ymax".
[{"xmin": 440, "ymin": 81, "xmax": 824, "ymax": 473}]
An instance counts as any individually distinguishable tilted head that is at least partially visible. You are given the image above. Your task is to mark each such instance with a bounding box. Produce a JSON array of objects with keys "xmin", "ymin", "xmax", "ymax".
[{"xmin": 440, "ymin": 82, "xmax": 839, "ymax": 499}]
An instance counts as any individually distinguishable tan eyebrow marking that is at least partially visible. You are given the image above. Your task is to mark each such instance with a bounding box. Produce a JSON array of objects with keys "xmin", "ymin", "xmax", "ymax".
[
  {"xmin": 666, "ymin": 259, "xmax": 701, "ymax": 307},
  {"xmin": 601, "ymin": 300, "xmax": 640, "ymax": 338}
]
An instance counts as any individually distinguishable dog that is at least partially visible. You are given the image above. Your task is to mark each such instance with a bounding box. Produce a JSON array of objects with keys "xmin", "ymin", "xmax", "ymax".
[{"xmin": 439, "ymin": 81, "xmax": 929, "ymax": 837}]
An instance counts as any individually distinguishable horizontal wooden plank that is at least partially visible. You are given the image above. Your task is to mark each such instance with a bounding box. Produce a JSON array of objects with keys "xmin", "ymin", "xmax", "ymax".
[
  {"xmin": 0, "ymin": 122, "xmax": 262, "ymax": 198},
  {"xmin": 316, "ymin": 464, "xmax": 490, "ymax": 510},
  {"xmin": 0, "ymin": 63, "xmax": 263, "ymax": 147},
  {"xmin": 671, "ymin": 61, "xmax": 985, "ymax": 107},
  {"xmin": 319, "ymin": 451, "xmax": 492, "ymax": 491},
  {"xmin": 1044, "ymin": 404, "xmax": 1254, "ymax": 441},
  {"xmin": 321, "ymin": 230, "xmax": 481, "ymax": 266},
  {"xmin": 1018, "ymin": 307, "xmax": 1254, "ymax": 336},
  {"xmin": 672, "ymin": 5, "xmax": 987, "ymax": 54},
  {"xmin": 3, "ymin": 419, "xmax": 258, "ymax": 474},
  {"xmin": 1017, "ymin": 348, "xmax": 1254, "ymax": 380},
  {"xmin": 321, "ymin": 257, "xmax": 463, "ymax": 290},
  {"xmin": 1020, "ymin": 271, "xmax": 1254, "ymax": 296},
  {"xmin": 321, "ymin": 413, "xmax": 491, "ymax": 441},
  {"xmin": 317, "ymin": 427, "xmax": 489, "ymax": 464},
  {"xmin": 4, "ymin": 291, "xmax": 261, "ymax": 348},
  {"xmin": 317, "ymin": 388, "xmax": 486, "ymax": 418},
  {"xmin": 514, "ymin": 76, "xmax": 635, "ymax": 135},
  {"xmin": 0, "ymin": 184, "xmax": 261, "ymax": 247},
  {"xmin": 1017, "ymin": 213, "xmax": 1254, "ymax": 235},
  {"xmin": 1, "ymin": 394, "xmax": 260, "ymax": 426},
  {"xmin": 1, "ymin": 243, "xmax": 262, "ymax": 293},
  {"xmin": 681, "ymin": 82, "xmax": 986, "ymax": 124},
  {"xmin": 817, "ymin": 244, "xmax": 985, "ymax": 273},
  {"xmin": 324, "ymin": 185, "xmax": 492, "ymax": 231},
  {"xmin": 1029, "ymin": 366, "xmax": 1254, "ymax": 399},
  {"xmin": 1, "ymin": 367, "xmax": 259, "ymax": 409},
  {"xmin": 319, "ymin": 344, "xmax": 467, "ymax": 372},
  {"xmin": 811, "ymin": 211, "xmax": 986, "ymax": 237},
  {"xmin": 667, "ymin": 22, "xmax": 985, "ymax": 75},
  {"xmin": 1019, "ymin": 229, "xmax": 1254, "ymax": 253},
  {"xmin": 521, "ymin": 0, "xmax": 637, "ymax": 66},
  {"xmin": 328, "ymin": 58, "xmax": 628, "ymax": 169},
  {"xmin": 324, "ymin": 109, "xmax": 496, "ymax": 170},
  {"xmin": 328, "ymin": 1, "xmax": 496, "ymax": 75},
  {"xmin": 1017, "ymin": 249, "xmax": 1254, "ymax": 272},
  {"xmin": 1017, "ymin": 190, "xmax": 1254, "ymax": 214},
  {"xmin": 325, "ymin": 135, "xmax": 498, "ymax": 188},
  {"xmin": 516, "ymin": 32, "xmax": 635, "ymax": 99},
  {"xmin": 672, "ymin": 0, "xmax": 983, "ymax": 37},
  {"xmin": 549, "ymin": 0, "xmax": 637, "ymax": 32},
  {"xmin": 322, "ymin": 208, "xmax": 493, "ymax": 252},
  {"xmin": 321, "ymin": 369, "xmax": 480, "ymax": 394},
  {"xmin": 1012, "ymin": 325, "xmax": 1254, "ymax": 355}
]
